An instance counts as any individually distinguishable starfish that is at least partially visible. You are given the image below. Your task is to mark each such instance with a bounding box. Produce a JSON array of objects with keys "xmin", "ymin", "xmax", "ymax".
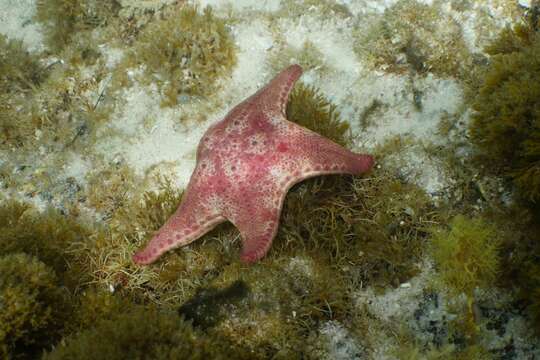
[{"xmin": 133, "ymin": 64, "xmax": 374, "ymax": 265}]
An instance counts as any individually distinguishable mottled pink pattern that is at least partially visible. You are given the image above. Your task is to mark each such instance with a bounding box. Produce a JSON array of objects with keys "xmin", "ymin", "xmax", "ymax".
[{"xmin": 133, "ymin": 64, "xmax": 374, "ymax": 265}]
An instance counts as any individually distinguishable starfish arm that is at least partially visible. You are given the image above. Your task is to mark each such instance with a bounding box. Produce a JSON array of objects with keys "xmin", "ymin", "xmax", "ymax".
[
  {"xmin": 254, "ymin": 64, "xmax": 303, "ymax": 116},
  {"xmin": 226, "ymin": 192, "xmax": 282, "ymax": 263},
  {"xmin": 132, "ymin": 181, "xmax": 225, "ymax": 265},
  {"xmin": 287, "ymin": 122, "xmax": 374, "ymax": 177}
]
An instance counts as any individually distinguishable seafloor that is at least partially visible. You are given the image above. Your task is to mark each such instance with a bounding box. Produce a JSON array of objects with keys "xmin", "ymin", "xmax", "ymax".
[{"xmin": 1, "ymin": 0, "xmax": 539, "ymax": 359}]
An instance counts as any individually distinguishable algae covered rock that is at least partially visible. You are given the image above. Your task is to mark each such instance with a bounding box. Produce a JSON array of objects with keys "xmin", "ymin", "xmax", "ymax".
[
  {"xmin": 0, "ymin": 253, "xmax": 65, "ymax": 358},
  {"xmin": 35, "ymin": 0, "xmax": 120, "ymax": 51},
  {"xmin": 470, "ymin": 25, "xmax": 540, "ymax": 202},
  {"xmin": 132, "ymin": 5, "xmax": 236, "ymax": 106},
  {"xmin": 0, "ymin": 34, "xmax": 46, "ymax": 148},
  {"xmin": 44, "ymin": 306, "xmax": 253, "ymax": 360},
  {"xmin": 430, "ymin": 215, "xmax": 501, "ymax": 297}
]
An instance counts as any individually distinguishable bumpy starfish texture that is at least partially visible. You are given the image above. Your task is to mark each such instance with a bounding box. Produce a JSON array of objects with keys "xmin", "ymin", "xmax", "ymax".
[{"xmin": 133, "ymin": 64, "xmax": 374, "ymax": 265}]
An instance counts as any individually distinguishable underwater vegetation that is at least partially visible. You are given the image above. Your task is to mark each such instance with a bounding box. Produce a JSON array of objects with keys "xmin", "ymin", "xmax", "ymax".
[
  {"xmin": 277, "ymin": 0, "xmax": 351, "ymax": 19},
  {"xmin": 276, "ymin": 170, "xmax": 435, "ymax": 288},
  {"xmin": 43, "ymin": 306, "xmax": 254, "ymax": 360},
  {"xmin": 354, "ymin": 0, "xmax": 472, "ymax": 78},
  {"xmin": 397, "ymin": 339, "xmax": 492, "ymax": 360},
  {"xmin": 287, "ymin": 84, "xmax": 352, "ymax": 147},
  {"xmin": 0, "ymin": 34, "xmax": 46, "ymax": 93},
  {"xmin": 122, "ymin": 5, "xmax": 236, "ymax": 107},
  {"xmin": 430, "ymin": 216, "xmax": 500, "ymax": 298},
  {"xmin": 430, "ymin": 215, "xmax": 501, "ymax": 340},
  {"xmin": 469, "ymin": 20, "xmax": 540, "ymax": 203},
  {"xmin": 35, "ymin": 0, "xmax": 120, "ymax": 52},
  {"xmin": 0, "ymin": 34, "xmax": 46, "ymax": 148},
  {"xmin": 0, "ymin": 29, "xmax": 113, "ymax": 153},
  {"xmin": 0, "ymin": 199, "xmax": 251, "ymax": 359},
  {"xmin": 0, "ymin": 200, "xmax": 94, "ymax": 358},
  {"xmin": 466, "ymin": 15, "xmax": 540, "ymax": 334},
  {"xmin": 268, "ymin": 40, "xmax": 328, "ymax": 75},
  {"xmin": 84, "ymin": 163, "xmax": 140, "ymax": 220},
  {"xmin": 0, "ymin": 253, "xmax": 66, "ymax": 359},
  {"xmin": 0, "ymin": 200, "xmax": 91, "ymax": 288}
]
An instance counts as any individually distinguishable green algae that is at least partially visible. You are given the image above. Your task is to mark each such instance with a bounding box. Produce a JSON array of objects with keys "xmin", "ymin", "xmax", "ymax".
[
  {"xmin": 493, "ymin": 203, "xmax": 540, "ymax": 333},
  {"xmin": 469, "ymin": 21, "xmax": 540, "ymax": 203},
  {"xmin": 287, "ymin": 84, "xmax": 352, "ymax": 147},
  {"xmin": 0, "ymin": 253, "xmax": 66, "ymax": 359},
  {"xmin": 0, "ymin": 34, "xmax": 45, "ymax": 93},
  {"xmin": 70, "ymin": 288, "xmax": 135, "ymax": 332},
  {"xmin": 199, "ymin": 257, "xmax": 352, "ymax": 357},
  {"xmin": 268, "ymin": 40, "xmax": 328, "ymax": 75},
  {"xmin": 355, "ymin": 0, "xmax": 472, "ymax": 79},
  {"xmin": 277, "ymin": 0, "xmax": 351, "ymax": 19},
  {"xmin": 464, "ymin": 18, "xmax": 540, "ymax": 335},
  {"xmin": 43, "ymin": 305, "xmax": 254, "ymax": 360},
  {"xmin": 396, "ymin": 342, "xmax": 491, "ymax": 360},
  {"xmin": 123, "ymin": 5, "xmax": 237, "ymax": 107},
  {"xmin": 0, "ymin": 200, "xmax": 92, "ymax": 288},
  {"xmin": 0, "ymin": 34, "xmax": 46, "ymax": 149},
  {"xmin": 0, "ymin": 30, "xmax": 114, "ymax": 153},
  {"xmin": 35, "ymin": 0, "xmax": 120, "ymax": 52},
  {"xmin": 275, "ymin": 170, "xmax": 434, "ymax": 288},
  {"xmin": 84, "ymin": 163, "xmax": 140, "ymax": 220},
  {"xmin": 430, "ymin": 216, "xmax": 501, "ymax": 297},
  {"xmin": 430, "ymin": 215, "xmax": 501, "ymax": 341}
]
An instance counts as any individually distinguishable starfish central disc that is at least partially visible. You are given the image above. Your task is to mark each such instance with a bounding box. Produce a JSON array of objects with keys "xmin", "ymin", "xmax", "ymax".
[{"xmin": 133, "ymin": 64, "xmax": 374, "ymax": 265}]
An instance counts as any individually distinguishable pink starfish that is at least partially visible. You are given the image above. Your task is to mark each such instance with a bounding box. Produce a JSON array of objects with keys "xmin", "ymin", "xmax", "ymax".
[{"xmin": 133, "ymin": 64, "xmax": 374, "ymax": 265}]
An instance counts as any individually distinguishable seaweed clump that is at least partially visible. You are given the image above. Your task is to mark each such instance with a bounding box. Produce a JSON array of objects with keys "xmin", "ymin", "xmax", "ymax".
[
  {"xmin": 354, "ymin": 0, "xmax": 471, "ymax": 78},
  {"xmin": 44, "ymin": 306, "xmax": 253, "ymax": 360},
  {"xmin": 0, "ymin": 201, "xmax": 96, "ymax": 358},
  {"xmin": 0, "ymin": 253, "xmax": 66, "ymax": 358},
  {"xmin": 0, "ymin": 35, "xmax": 46, "ymax": 93},
  {"xmin": 268, "ymin": 40, "xmax": 328, "ymax": 75},
  {"xmin": 287, "ymin": 84, "xmax": 352, "ymax": 147},
  {"xmin": 0, "ymin": 34, "xmax": 46, "ymax": 148},
  {"xmin": 430, "ymin": 216, "xmax": 500, "ymax": 297},
  {"xmin": 35, "ymin": 0, "xmax": 120, "ymax": 52},
  {"xmin": 430, "ymin": 216, "xmax": 501, "ymax": 340},
  {"xmin": 129, "ymin": 5, "xmax": 236, "ymax": 106},
  {"xmin": 469, "ymin": 22, "xmax": 540, "ymax": 202}
]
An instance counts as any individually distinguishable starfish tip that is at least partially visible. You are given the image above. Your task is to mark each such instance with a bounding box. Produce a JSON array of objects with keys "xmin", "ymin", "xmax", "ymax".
[
  {"xmin": 132, "ymin": 252, "xmax": 151, "ymax": 265},
  {"xmin": 363, "ymin": 154, "xmax": 375, "ymax": 170},
  {"xmin": 288, "ymin": 63, "xmax": 303, "ymax": 75},
  {"xmin": 239, "ymin": 252, "xmax": 260, "ymax": 264},
  {"xmin": 355, "ymin": 154, "xmax": 375, "ymax": 174}
]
